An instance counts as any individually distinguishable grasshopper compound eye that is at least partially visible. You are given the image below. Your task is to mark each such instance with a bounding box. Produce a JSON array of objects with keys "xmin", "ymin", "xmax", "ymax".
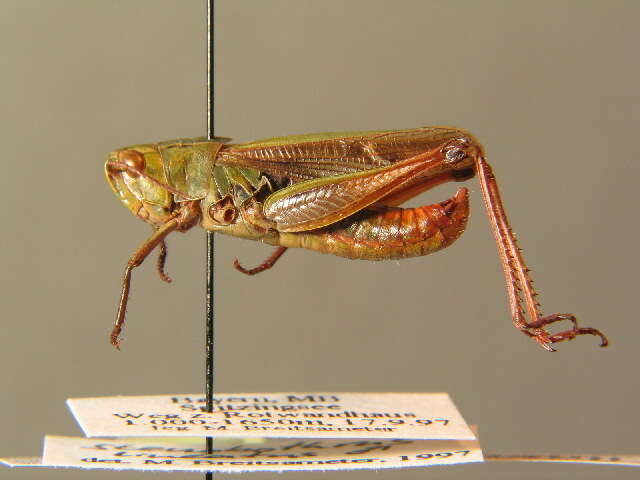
[{"xmin": 117, "ymin": 150, "xmax": 146, "ymax": 177}]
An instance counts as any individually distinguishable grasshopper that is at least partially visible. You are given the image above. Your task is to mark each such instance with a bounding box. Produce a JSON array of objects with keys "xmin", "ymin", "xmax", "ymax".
[{"xmin": 105, "ymin": 126, "xmax": 607, "ymax": 350}]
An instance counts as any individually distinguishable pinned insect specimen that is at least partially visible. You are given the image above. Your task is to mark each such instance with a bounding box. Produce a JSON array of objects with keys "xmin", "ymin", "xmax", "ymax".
[{"xmin": 105, "ymin": 127, "xmax": 608, "ymax": 350}]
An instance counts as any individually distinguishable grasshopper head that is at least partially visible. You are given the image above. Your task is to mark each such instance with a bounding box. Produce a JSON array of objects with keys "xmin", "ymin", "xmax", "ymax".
[{"xmin": 105, "ymin": 145, "xmax": 175, "ymax": 226}]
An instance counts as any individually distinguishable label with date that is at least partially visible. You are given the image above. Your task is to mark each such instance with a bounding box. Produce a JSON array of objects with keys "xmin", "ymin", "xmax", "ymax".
[
  {"xmin": 67, "ymin": 393, "xmax": 474, "ymax": 440},
  {"xmin": 27, "ymin": 436, "xmax": 482, "ymax": 472},
  {"xmin": 5, "ymin": 446, "xmax": 640, "ymax": 472}
]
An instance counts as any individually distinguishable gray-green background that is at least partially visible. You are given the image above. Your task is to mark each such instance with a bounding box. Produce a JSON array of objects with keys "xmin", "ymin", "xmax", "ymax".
[{"xmin": 1, "ymin": 1, "xmax": 638, "ymax": 479}]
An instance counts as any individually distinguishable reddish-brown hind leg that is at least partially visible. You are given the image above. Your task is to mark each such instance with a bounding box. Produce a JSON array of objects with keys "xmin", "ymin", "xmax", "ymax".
[
  {"xmin": 233, "ymin": 247, "xmax": 288, "ymax": 276},
  {"xmin": 475, "ymin": 156, "xmax": 608, "ymax": 351}
]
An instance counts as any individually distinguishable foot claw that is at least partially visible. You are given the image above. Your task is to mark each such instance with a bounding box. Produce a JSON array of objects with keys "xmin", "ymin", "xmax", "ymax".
[
  {"xmin": 158, "ymin": 271, "xmax": 173, "ymax": 283},
  {"xmin": 233, "ymin": 258, "xmax": 254, "ymax": 275},
  {"xmin": 529, "ymin": 313, "xmax": 608, "ymax": 350},
  {"xmin": 110, "ymin": 333, "xmax": 121, "ymax": 351}
]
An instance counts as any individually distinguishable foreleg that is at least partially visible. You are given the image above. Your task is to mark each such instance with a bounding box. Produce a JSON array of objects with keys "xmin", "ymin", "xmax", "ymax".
[{"xmin": 110, "ymin": 202, "xmax": 200, "ymax": 349}]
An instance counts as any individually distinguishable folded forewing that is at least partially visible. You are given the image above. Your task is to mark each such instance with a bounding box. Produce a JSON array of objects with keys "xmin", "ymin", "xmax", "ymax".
[
  {"xmin": 263, "ymin": 150, "xmax": 445, "ymax": 232},
  {"xmin": 218, "ymin": 127, "xmax": 467, "ymax": 183}
]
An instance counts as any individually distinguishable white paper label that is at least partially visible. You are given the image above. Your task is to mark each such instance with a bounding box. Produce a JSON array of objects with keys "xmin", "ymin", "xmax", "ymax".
[
  {"xmin": 67, "ymin": 393, "xmax": 475, "ymax": 440},
  {"xmin": 0, "ymin": 457, "xmax": 43, "ymax": 467},
  {"xmin": 30, "ymin": 436, "xmax": 483, "ymax": 472},
  {"xmin": 6, "ymin": 450, "xmax": 640, "ymax": 472}
]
